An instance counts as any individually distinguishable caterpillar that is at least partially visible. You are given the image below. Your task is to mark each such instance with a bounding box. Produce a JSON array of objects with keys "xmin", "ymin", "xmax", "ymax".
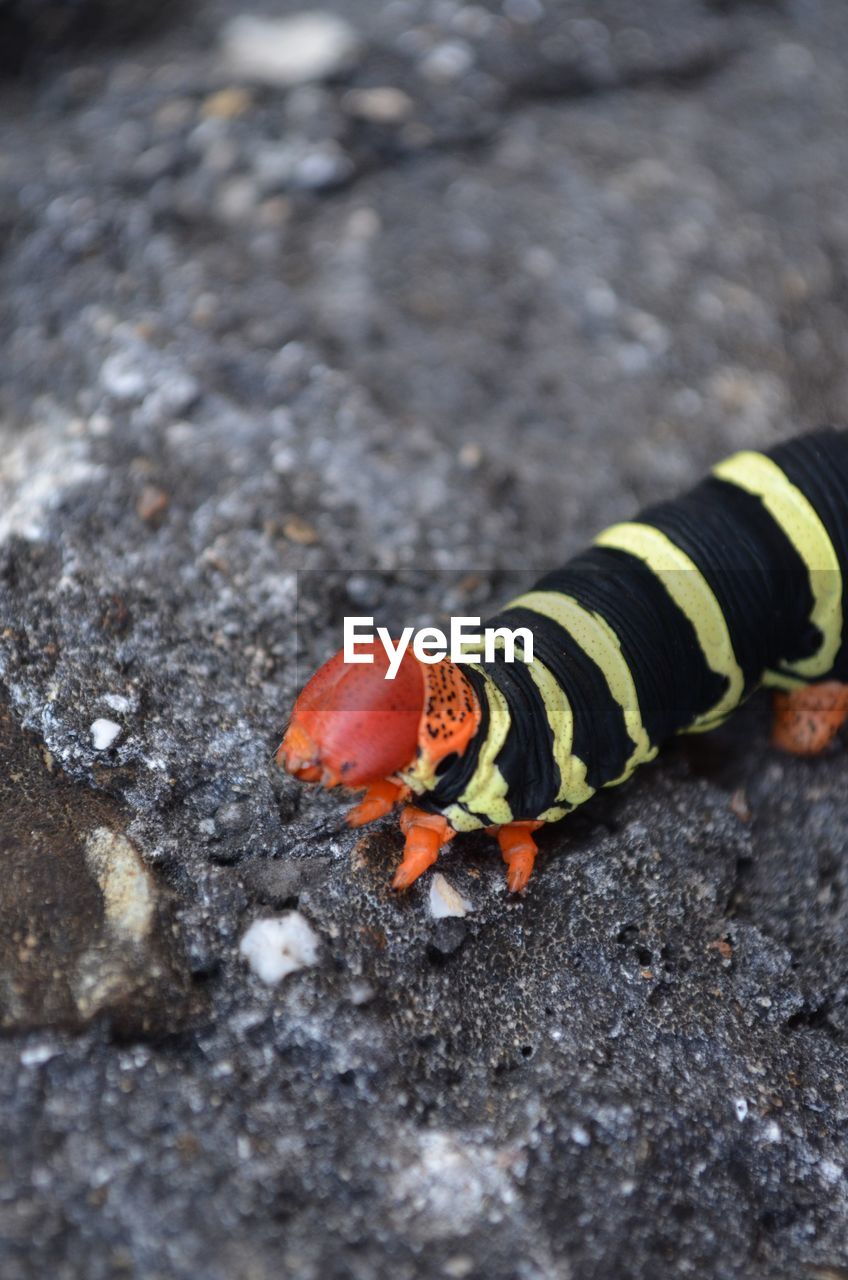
[{"xmin": 277, "ymin": 429, "xmax": 848, "ymax": 893}]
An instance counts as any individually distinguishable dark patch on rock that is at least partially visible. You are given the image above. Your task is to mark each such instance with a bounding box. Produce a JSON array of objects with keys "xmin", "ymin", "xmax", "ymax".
[
  {"xmin": 240, "ymin": 855, "xmax": 332, "ymax": 906},
  {"xmin": 2, "ymin": 0, "xmax": 848, "ymax": 1277},
  {"xmin": 426, "ymin": 918, "xmax": 468, "ymax": 962},
  {"xmin": 0, "ymin": 0, "xmax": 187, "ymax": 77},
  {"xmin": 0, "ymin": 700, "xmax": 197, "ymax": 1035}
]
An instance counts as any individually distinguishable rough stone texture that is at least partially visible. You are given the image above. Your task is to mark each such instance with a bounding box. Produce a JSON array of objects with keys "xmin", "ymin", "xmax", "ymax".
[
  {"xmin": 0, "ymin": 0, "xmax": 185, "ymax": 75},
  {"xmin": 0, "ymin": 706, "xmax": 196, "ymax": 1035},
  {"xmin": 2, "ymin": 2, "xmax": 848, "ymax": 1277}
]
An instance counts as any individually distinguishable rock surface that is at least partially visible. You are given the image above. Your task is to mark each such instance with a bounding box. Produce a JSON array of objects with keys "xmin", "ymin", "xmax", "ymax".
[{"xmin": 2, "ymin": 2, "xmax": 848, "ymax": 1277}]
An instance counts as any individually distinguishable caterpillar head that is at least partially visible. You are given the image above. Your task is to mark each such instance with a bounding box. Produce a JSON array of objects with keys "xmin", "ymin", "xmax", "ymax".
[
  {"xmin": 276, "ymin": 642, "xmax": 425, "ymax": 787},
  {"xmin": 276, "ymin": 644, "xmax": 481, "ymax": 790}
]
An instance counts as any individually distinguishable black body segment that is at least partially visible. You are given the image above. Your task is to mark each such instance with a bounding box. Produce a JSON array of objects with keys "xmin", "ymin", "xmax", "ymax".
[
  {"xmin": 637, "ymin": 476, "xmax": 820, "ymax": 691},
  {"xmin": 767, "ymin": 432, "xmax": 848, "ymax": 679},
  {"xmin": 534, "ymin": 547, "xmax": 730, "ymax": 745},
  {"xmin": 415, "ymin": 429, "xmax": 848, "ymax": 832},
  {"xmin": 485, "ymin": 603, "xmax": 636, "ymax": 793}
]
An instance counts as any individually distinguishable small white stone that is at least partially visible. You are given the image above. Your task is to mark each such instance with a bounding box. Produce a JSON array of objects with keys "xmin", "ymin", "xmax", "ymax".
[
  {"xmin": 429, "ymin": 873, "xmax": 470, "ymax": 919},
  {"xmin": 342, "ymin": 87, "xmax": 413, "ymax": 124},
  {"xmin": 88, "ymin": 412, "xmax": 113, "ymax": 437},
  {"xmin": 571, "ymin": 1124, "xmax": 591, "ymax": 1147},
  {"xmin": 101, "ymin": 693, "xmax": 133, "ymax": 714},
  {"xmin": 90, "ymin": 718, "xmax": 121, "ymax": 751},
  {"xmin": 348, "ymin": 980, "xmax": 376, "ymax": 1006},
  {"xmin": 734, "ymin": 1097, "xmax": 748, "ymax": 1122},
  {"xmin": 217, "ymin": 176, "xmax": 257, "ymax": 223},
  {"xmin": 240, "ymin": 913, "xmax": 321, "ymax": 985},
  {"xmin": 819, "ymin": 1159, "xmax": 843, "ymax": 1184},
  {"xmin": 221, "ymin": 13, "xmax": 359, "ymax": 88},
  {"xmin": 100, "ymin": 351, "xmax": 147, "ymax": 401},
  {"xmin": 443, "ymin": 1256, "xmax": 474, "ymax": 1280},
  {"xmin": 271, "ymin": 446, "xmax": 297, "ymax": 474},
  {"xmin": 20, "ymin": 1043, "xmax": 59, "ymax": 1067},
  {"xmin": 230, "ymin": 1009, "xmax": 266, "ymax": 1035},
  {"xmin": 84, "ymin": 827, "xmax": 154, "ymax": 943}
]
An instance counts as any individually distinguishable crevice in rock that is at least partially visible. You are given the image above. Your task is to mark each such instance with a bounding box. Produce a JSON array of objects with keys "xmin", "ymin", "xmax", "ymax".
[{"xmin": 784, "ymin": 1002, "xmax": 842, "ymax": 1042}]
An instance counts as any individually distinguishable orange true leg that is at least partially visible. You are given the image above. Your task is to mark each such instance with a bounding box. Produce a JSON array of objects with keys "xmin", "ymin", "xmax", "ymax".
[
  {"xmin": 346, "ymin": 779, "xmax": 409, "ymax": 828},
  {"xmin": 772, "ymin": 682, "xmax": 848, "ymax": 756},
  {"xmin": 494, "ymin": 821, "xmax": 544, "ymax": 893},
  {"xmin": 392, "ymin": 807, "xmax": 455, "ymax": 890}
]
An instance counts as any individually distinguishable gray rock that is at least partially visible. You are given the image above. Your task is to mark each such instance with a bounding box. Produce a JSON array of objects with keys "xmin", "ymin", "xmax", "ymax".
[
  {"xmin": 0, "ymin": 707, "xmax": 195, "ymax": 1036},
  {"xmin": 241, "ymin": 857, "xmax": 332, "ymax": 906},
  {"xmin": 253, "ymin": 138, "xmax": 354, "ymax": 193},
  {"xmin": 0, "ymin": 0, "xmax": 181, "ymax": 75},
  {"xmin": 427, "ymin": 918, "xmax": 468, "ymax": 959},
  {"xmin": 2, "ymin": 1, "xmax": 848, "ymax": 1278}
]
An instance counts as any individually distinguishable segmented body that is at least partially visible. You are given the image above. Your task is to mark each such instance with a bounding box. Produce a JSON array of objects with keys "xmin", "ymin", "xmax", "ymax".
[{"xmin": 399, "ymin": 430, "xmax": 848, "ymax": 832}]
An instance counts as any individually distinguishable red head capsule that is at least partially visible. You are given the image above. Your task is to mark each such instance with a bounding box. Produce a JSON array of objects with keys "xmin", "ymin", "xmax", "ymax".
[
  {"xmin": 277, "ymin": 643, "xmax": 483, "ymax": 793},
  {"xmin": 276, "ymin": 641, "xmax": 425, "ymax": 788}
]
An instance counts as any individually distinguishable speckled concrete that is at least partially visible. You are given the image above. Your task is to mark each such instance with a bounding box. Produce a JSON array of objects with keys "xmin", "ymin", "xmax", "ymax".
[{"xmin": 2, "ymin": 2, "xmax": 848, "ymax": 1277}]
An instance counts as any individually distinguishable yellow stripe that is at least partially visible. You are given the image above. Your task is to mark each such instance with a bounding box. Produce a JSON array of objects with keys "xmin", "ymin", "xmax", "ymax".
[
  {"xmin": 519, "ymin": 650, "xmax": 594, "ymax": 814},
  {"xmin": 447, "ymin": 645, "xmax": 595, "ymax": 825},
  {"xmin": 507, "ymin": 590, "xmax": 657, "ymax": 781},
  {"xmin": 712, "ymin": 450, "xmax": 842, "ymax": 680},
  {"xmin": 593, "ymin": 521, "xmax": 745, "ymax": 728},
  {"xmin": 447, "ymin": 676, "xmax": 514, "ymax": 831}
]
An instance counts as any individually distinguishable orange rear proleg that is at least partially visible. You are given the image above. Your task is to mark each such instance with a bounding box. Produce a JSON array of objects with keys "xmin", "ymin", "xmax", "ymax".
[
  {"xmin": 392, "ymin": 807, "xmax": 455, "ymax": 890},
  {"xmin": 772, "ymin": 681, "xmax": 848, "ymax": 756},
  {"xmin": 493, "ymin": 821, "xmax": 544, "ymax": 893},
  {"xmin": 346, "ymin": 779, "xmax": 410, "ymax": 828}
]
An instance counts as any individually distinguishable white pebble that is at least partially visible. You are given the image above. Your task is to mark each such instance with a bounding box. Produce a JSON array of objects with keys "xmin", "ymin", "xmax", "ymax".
[
  {"xmin": 20, "ymin": 1043, "xmax": 59, "ymax": 1068},
  {"xmin": 240, "ymin": 913, "xmax": 321, "ymax": 985},
  {"xmin": 84, "ymin": 827, "xmax": 154, "ymax": 943},
  {"xmin": 100, "ymin": 352, "xmax": 147, "ymax": 401},
  {"xmin": 221, "ymin": 13, "xmax": 359, "ymax": 88},
  {"xmin": 342, "ymin": 87, "xmax": 413, "ymax": 124},
  {"xmin": 101, "ymin": 693, "xmax": 133, "ymax": 714},
  {"xmin": 571, "ymin": 1124, "xmax": 591, "ymax": 1147},
  {"xmin": 819, "ymin": 1159, "xmax": 843, "ymax": 1184},
  {"xmin": 90, "ymin": 718, "xmax": 121, "ymax": 751},
  {"xmin": 734, "ymin": 1097, "xmax": 748, "ymax": 1122},
  {"xmin": 217, "ymin": 176, "xmax": 257, "ymax": 223},
  {"xmin": 429, "ymin": 873, "xmax": 471, "ymax": 919},
  {"xmin": 88, "ymin": 412, "xmax": 112, "ymax": 437},
  {"xmin": 271, "ymin": 446, "xmax": 296, "ymax": 474}
]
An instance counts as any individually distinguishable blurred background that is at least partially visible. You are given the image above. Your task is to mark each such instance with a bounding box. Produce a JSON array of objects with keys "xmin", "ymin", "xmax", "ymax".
[{"xmin": 2, "ymin": 3, "xmax": 848, "ymax": 1279}]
